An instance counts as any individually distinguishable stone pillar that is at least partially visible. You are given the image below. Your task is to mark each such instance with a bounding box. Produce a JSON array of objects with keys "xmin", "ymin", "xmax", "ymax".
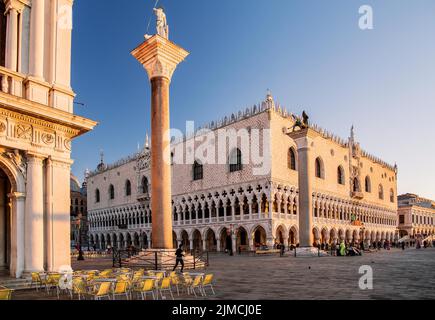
[
  {"xmin": 189, "ymin": 239, "xmax": 194, "ymax": 252},
  {"xmin": 231, "ymin": 234, "xmax": 237, "ymax": 254},
  {"xmin": 132, "ymin": 35, "xmax": 189, "ymax": 250},
  {"xmin": 5, "ymin": 0, "xmax": 23, "ymax": 72},
  {"xmin": 25, "ymin": 154, "xmax": 45, "ymax": 272},
  {"xmin": 9, "ymin": 192, "xmax": 25, "ymax": 278},
  {"xmin": 216, "ymin": 238, "xmax": 221, "ymax": 252},
  {"xmin": 289, "ymin": 129, "xmax": 318, "ymax": 247},
  {"xmin": 49, "ymin": 158, "xmax": 72, "ymax": 271},
  {"xmin": 29, "ymin": 0, "xmax": 45, "ymax": 79}
]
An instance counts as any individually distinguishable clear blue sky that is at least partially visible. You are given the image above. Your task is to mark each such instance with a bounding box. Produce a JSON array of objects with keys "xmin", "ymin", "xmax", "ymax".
[{"xmin": 71, "ymin": 0, "xmax": 435, "ymax": 200}]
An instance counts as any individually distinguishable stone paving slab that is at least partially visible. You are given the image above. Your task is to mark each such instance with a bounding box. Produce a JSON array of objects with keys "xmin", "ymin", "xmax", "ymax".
[{"xmin": 10, "ymin": 248, "xmax": 435, "ymax": 300}]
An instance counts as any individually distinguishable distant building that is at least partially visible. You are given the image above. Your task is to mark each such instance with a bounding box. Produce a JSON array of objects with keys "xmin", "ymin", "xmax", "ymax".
[
  {"xmin": 70, "ymin": 174, "xmax": 88, "ymax": 249},
  {"xmin": 398, "ymin": 194, "xmax": 435, "ymax": 238},
  {"xmin": 87, "ymin": 93, "xmax": 399, "ymax": 253}
]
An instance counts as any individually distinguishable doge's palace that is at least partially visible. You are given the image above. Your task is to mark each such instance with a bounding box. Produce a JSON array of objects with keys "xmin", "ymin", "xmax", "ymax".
[{"xmin": 0, "ymin": 0, "xmax": 96, "ymax": 278}]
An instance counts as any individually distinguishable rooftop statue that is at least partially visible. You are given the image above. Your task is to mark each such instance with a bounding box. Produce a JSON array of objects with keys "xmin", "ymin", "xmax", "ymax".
[
  {"xmin": 144, "ymin": 7, "xmax": 169, "ymax": 40},
  {"xmin": 289, "ymin": 111, "xmax": 309, "ymax": 132},
  {"xmin": 155, "ymin": 7, "xmax": 169, "ymax": 39}
]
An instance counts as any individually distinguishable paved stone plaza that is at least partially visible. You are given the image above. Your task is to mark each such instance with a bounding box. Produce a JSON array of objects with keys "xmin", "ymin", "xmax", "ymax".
[{"xmin": 11, "ymin": 248, "xmax": 435, "ymax": 300}]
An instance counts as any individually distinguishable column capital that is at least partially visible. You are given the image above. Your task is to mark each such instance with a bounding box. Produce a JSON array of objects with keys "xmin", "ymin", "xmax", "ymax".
[
  {"xmin": 26, "ymin": 152, "xmax": 45, "ymax": 164},
  {"xmin": 286, "ymin": 128, "xmax": 322, "ymax": 150},
  {"xmin": 131, "ymin": 35, "xmax": 189, "ymax": 82},
  {"xmin": 5, "ymin": 0, "xmax": 25, "ymax": 14},
  {"xmin": 8, "ymin": 192, "xmax": 26, "ymax": 200}
]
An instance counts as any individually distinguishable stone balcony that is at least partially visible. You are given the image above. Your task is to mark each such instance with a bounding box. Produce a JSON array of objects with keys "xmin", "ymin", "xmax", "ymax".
[
  {"xmin": 0, "ymin": 66, "xmax": 75, "ymax": 112},
  {"xmin": 351, "ymin": 191, "xmax": 364, "ymax": 200}
]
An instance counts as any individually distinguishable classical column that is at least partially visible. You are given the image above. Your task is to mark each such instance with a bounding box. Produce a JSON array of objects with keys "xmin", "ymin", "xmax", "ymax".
[
  {"xmin": 286, "ymin": 128, "xmax": 320, "ymax": 248},
  {"xmin": 29, "ymin": 0, "xmax": 45, "ymax": 79},
  {"xmin": 132, "ymin": 35, "xmax": 188, "ymax": 250},
  {"xmin": 8, "ymin": 192, "xmax": 25, "ymax": 278},
  {"xmin": 25, "ymin": 154, "xmax": 45, "ymax": 272},
  {"xmin": 5, "ymin": 0, "xmax": 23, "ymax": 72}
]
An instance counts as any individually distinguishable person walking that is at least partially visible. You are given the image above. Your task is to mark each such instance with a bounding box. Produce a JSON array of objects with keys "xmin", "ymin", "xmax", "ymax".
[
  {"xmin": 172, "ymin": 244, "xmax": 185, "ymax": 273},
  {"xmin": 401, "ymin": 241, "xmax": 405, "ymax": 250},
  {"xmin": 339, "ymin": 241, "xmax": 346, "ymax": 256}
]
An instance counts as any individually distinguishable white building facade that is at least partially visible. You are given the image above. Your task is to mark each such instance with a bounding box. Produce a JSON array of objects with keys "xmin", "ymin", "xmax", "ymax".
[
  {"xmin": 0, "ymin": 0, "xmax": 96, "ymax": 278},
  {"xmin": 87, "ymin": 94, "xmax": 398, "ymax": 253},
  {"xmin": 398, "ymin": 193, "xmax": 435, "ymax": 238}
]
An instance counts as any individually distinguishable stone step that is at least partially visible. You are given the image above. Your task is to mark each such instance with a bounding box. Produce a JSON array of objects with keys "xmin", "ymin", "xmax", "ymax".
[{"xmin": 0, "ymin": 278, "xmax": 32, "ymax": 291}]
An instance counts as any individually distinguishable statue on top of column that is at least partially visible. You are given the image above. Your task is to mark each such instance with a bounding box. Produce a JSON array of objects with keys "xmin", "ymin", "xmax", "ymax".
[{"xmin": 154, "ymin": 7, "xmax": 169, "ymax": 39}]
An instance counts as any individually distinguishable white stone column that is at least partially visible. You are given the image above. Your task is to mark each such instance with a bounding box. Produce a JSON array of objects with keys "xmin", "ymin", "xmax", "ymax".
[
  {"xmin": 5, "ymin": 0, "xmax": 23, "ymax": 72},
  {"xmin": 216, "ymin": 238, "xmax": 221, "ymax": 252},
  {"xmin": 189, "ymin": 239, "xmax": 194, "ymax": 251},
  {"xmin": 8, "ymin": 192, "xmax": 25, "ymax": 278},
  {"xmin": 29, "ymin": 0, "xmax": 45, "ymax": 79},
  {"xmin": 25, "ymin": 154, "xmax": 45, "ymax": 272},
  {"xmin": 49, "ymin": 158, "xmax": 72, "ymax": 271}
]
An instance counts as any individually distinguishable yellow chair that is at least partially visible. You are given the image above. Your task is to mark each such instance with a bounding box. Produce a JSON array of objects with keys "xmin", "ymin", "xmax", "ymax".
[
  {"xmin": 71, "ymin": 278, "xmax": 88, "ymax": 300},
  {"xmin": 0, "ymin": 288, "xmax": 13, "ymax": 300},
  {"xmin": 99, "ymin": 269, "xmax": 113, "ymax": 278},
  {"xmin": 202, "ymin": 274, "xmax": 215, "ymax": 296},
  {"xmin": 30, "ymin": 272, "xmax": 46, "ymax": 291},
  {"xmin": 155, "ymin": 272, "xmax": 164, "ymax": 281},
  {"xmin": 182, "ymin": 273, "xmax": 193, "ymax": 294},
  {"xmin": 112, "ymin": 281, "xmax": 129, "ymax": 300},
  {"xmin": 45, "ymin": 273, "xmax": 61, "ymax": 294},
  {"xmin": 147, "ymin": 270, "xmax": 155, "ymax": 276},
  {"xmin": 190, "ymin": 275, "xmax": 204, "ymax": 297},
  {"xmin": 170, "ymin": 274, "xmax": 181, "ymax": 296},
  {"xmin": 91, "ymin": 282, "xmax": 112, "ymax": 300},
  {"xmin": 138, "ymin": 279, "xmax": 155, "ymax": 300},
  {"xmin": 159, "ymin": 277, "xmax": 174, "ymax": 300}
]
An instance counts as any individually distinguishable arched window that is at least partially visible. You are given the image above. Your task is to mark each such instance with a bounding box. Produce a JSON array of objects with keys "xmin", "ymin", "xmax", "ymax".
[
  {"xmin": 337, "ymin": 166, "xmax": 345, "ymax": 185},
  {"xmin": 288, "ymin": 147, "xmax": 297, "ymax": 170},
  {"xmin": 390, "ymin": 189, "xmax": 395, "ymax": 203},
  {"xmin": 353, "ymin": 178, "xmax": 360, "ymax": 192},
  {"xmin": 378, "ymin": 184, "xmax": 384, "ymax": 200},
  {"xmin": 125, "ymin": 180, "xmax": 131, "ymax": 196},
  {"xmin": 75, "ymin": 198, "xmax": 78, "ymax": 205},
  {"xmin": 193, "ymin": 160, "xmax": 203, "ymax": 181},
  {"xmin": 141, "ymin": 177, "xmax": 149, "ymax": 194},
  {"xmin": 95, "ymin": 189, "xmax": 100, "ymax": 203},
  {"xmin": 229, "ymin": 148, "xmax": 243, "ymax": 172},
  {"xmin": 365, "ymin": 176, "xmax": 371, "ymax": 193},
  {"xmin": 109, "ymin": 184, "xmax": 115, "ymax": 200},
  {"xmin": 315, "ymin": 157, "xmax": 324, "ymax": 179}
]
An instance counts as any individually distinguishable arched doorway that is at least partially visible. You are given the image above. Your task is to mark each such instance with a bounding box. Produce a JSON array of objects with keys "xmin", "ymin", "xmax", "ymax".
[
  {"xmin": 142, "ymin": 233, "xmax": 148, "ymax": 249},
  {"xmin": 220, "ymin": 228, "xmax": 230, "ymax": 253},
  {"xmin": 289, "ymin": 227, "xmax": 298, "ymax": 247},
  {"xmin": 112, "ymin": 234, "xmax": 118, "ymax": 249},
  {"xmin": 205, "ymin": 229, "xmax": 217, "ymax": 252},
  {"xmin": 276, "ymin": 226, "xmax": 285, "ymax": 244},
  {"xmin": 192, "ymin": 230, "xmax": 202, "ymax": 251},
  {"xmin": 172, "ymin": 231, "xmax": 177, "ymax": 249},
  {"xmin": 133, "ymin": 233, "xmax": 140, "ymax": 247},
  {"xmin": 181, "ymin": 230, "xmax": 189, "ymax": 251},
  {"xmin": 253, "ymin": 226, "xmax": 266, "ymax": 249},
  {"xmin": 0, "ymin": 168, "xmax": 12, "ymax": 271},
  {"xmin": 236, "ymin": 227, "xmax": 248, "ymax": 251},
  {"xmin": 126, "ymin": 233, "xmax": 132, "ymax": 247}
]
